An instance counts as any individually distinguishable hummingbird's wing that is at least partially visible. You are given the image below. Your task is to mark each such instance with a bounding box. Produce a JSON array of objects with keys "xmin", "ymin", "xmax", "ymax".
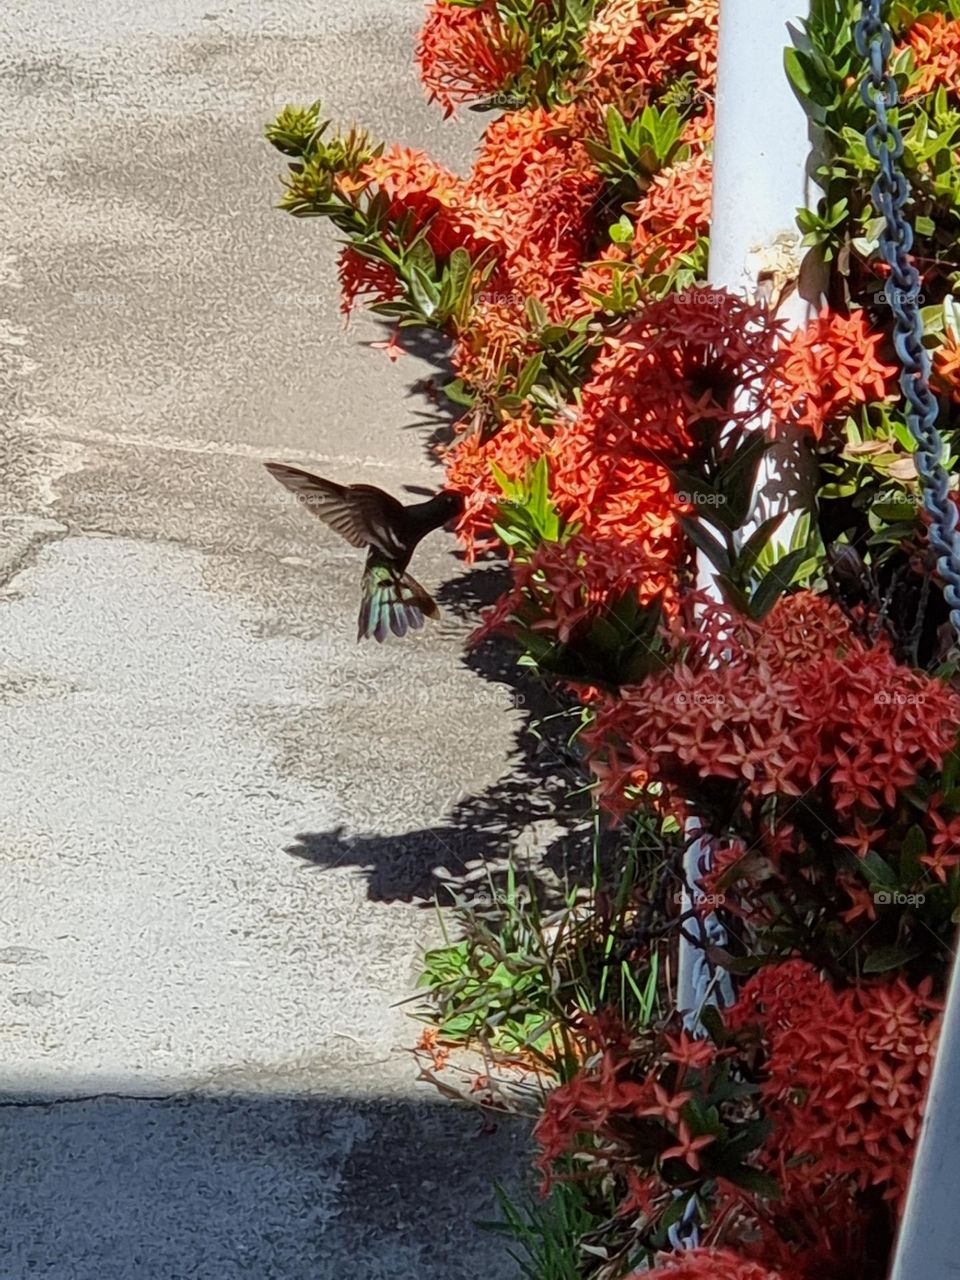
[{"xmin": 265, "ymin": 463, "xmax": 407, "ymax": 558}]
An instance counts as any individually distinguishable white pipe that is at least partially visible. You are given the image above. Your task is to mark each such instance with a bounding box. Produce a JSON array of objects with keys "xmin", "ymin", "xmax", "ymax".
[
  {"xmin": 710, "ymin": 0, "xmax": 824, "ymax": 549},
  {"xmin": 676, "ymin": 0, "xmax": 824, "ymax": 1022},
  {"xmin": 891, "ymin": 945, "xmax": 960, "ymax": 1278}
]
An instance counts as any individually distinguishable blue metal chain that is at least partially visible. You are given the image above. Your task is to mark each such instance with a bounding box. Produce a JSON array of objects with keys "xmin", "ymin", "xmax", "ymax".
[
  {"xmin": 666, "ymin": 1188, "xmax": 700, "ymax": 1252},
  {"xmin": 856, "ymin": 0, "xmax": 960, "ymax": 638},
  {"xmin": 671, "ymin": 833, "xmax": 735, "ymax": 1253}
]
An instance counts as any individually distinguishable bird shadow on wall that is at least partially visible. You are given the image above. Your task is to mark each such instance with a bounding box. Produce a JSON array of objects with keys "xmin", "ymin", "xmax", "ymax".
[{"xmin": 285, "ymin": 563, "xmax": 619, "ymax": 908}]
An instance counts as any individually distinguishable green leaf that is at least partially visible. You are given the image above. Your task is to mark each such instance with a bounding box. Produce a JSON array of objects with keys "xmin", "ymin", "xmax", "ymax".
[
  {"xmin": 407, "ymin": 264, "xmax": 440, "ymax": 319},
  {"xmin": 699, "ymin": 1003, "xmax": 727, "ymax": 1046},
  {"xmin": 516, "ymin": 353, "xmax": 544, "ymax": 399},
  {"xmin": 406, "ymin": 237, "xmax": 436, "ymax": 278},
  {"xmin": 861, "ymin": 851, "xmax": 899, "ymax": 888},
  {"xmin": 942, "ymin": 746, "xmax": 960, "ymax": 795},
  {"xmin": 722, "ymin": 1166, "xmax": 782, "ymax": 1199},
  {"xmin": 901, "ymin": 824, "xmax": 927, "ymax": 860},
  {"xmin": 442, "ymin": 378, "xmax": 475, "ymax": 408},
  {"xmin": 748, "ymin": 547, "xmax": 809, "ymax": 618},
  {"xmin": 680, "ymin": 517, "xmax": 732, "ymax": 574},
  {"xmin": 609, "ymin": 215, "xmax": 634, "ymax": 245},
  {"xmin": 443, "ymin": 247, "xmax": 473, "ymax": 313},
  {"xmin": 525, "ymin": 296, "xmax": 549, "ymax": 330},
  {"xmin": 863, "ymin": 946, "xmax": 921, "ymax": 973},
  {"xmin": 737, "ymin": 513, "xmax": 789, "ymax": 579},
  {"xmin": 606, "ymin": 104, "xmax": 627, "ymax": 153},
  {"xmin": 784, "ymin": 47, "xmax": 814, "ymax": 97}
]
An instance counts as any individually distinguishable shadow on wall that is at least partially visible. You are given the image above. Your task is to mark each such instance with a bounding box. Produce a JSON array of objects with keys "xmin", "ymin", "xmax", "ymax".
[
  {"xmin": 373, "ymin": 320, "xmax": 465, "ymax": 462},
  {"xmin": 286, "ymin": 564, "xmax": 616, "ymax": 907},
  {"xmin": 0, "ymin": 1084, "xmax": 530, "ymax": 1280}
]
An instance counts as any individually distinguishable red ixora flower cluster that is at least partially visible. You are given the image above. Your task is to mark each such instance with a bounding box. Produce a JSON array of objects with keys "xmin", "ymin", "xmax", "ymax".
[
  {"xmin": 577, "ymin": 290, "xmax": 781, "ymax": 459},
  {"xmin": 534, "ymin": 1014, "xmax": 720, "ymax": 1200},
  {"xmin": 468, "ymin": 104, "xmax": 603, "ymax": 312},
  {"xmin": 465, "ymin": 288, "xmax": 777, "ymax": 635},
  {"xmin": 475, "ymin": 531, "xmax": 675, "ymax": 646},
  {"xmin": 586, "ymin": 591, "xmax": 960, "ymax": 823},
  {"xmin": 728, "ymin": 961, "xmax": 942, "ymax": 1206},
  {"xmin": 630, "ymin": 149, "xmax": 713, "ymax": 267},
  {"xmin": 636, "ymin": 1249, "xmax": 788, "ymax": 1280}
]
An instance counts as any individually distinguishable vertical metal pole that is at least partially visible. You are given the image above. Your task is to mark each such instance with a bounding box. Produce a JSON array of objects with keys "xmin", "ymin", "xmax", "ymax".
[
  {"xmin": 891, "ymin": 949, "xmax": 960, "ymax": 1278},
  {"xmin": 676, "ymin": 0, "xmax": 824, "ymax": 1023}
]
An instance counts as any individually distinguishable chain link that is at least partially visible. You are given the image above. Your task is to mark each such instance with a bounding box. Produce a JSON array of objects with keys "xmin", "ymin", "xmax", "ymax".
[
  {"xmin": 666, "ymin": 1189, "xmax": 701, "ymax": 1251},
  {"xmin": 856, "ymin": 0, "xmax": 960, "ymax": 637}
]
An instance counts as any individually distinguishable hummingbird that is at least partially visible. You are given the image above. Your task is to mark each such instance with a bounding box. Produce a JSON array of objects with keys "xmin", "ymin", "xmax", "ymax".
[{"xmin": 265, "ymin": 462, "xmax": 464, "ymax": 642}]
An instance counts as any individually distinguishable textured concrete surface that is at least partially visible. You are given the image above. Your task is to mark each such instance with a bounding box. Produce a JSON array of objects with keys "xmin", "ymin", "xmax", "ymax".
[
  {"xmin": 0, "ymin": 3, "xmax": 531, "ymax": 1276},
  {"xmin": 0, "ymin": 1094, "xmax": 525, "ymax": 1279}
]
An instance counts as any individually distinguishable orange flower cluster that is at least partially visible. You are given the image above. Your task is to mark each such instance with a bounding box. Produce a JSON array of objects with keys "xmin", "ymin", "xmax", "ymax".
[
  {"xmin": 582, "ymin": 0, "xmax": 719, "ymax": 103},
  {"xmin": 452, "ymin": 294, "xmax": 534, "ymax": 383},
  {"xmin": 361, "ymin": 145, "xmax": 499, "ymax": 260},
  {"xmin": 350, "ymin": 111, "xmax": 605, "ymax": 318},
  {"xmin": 416, "ymin": 0, "xmax": 528, "ymax": 116},
  {"xmin": 933, "ymin": 329, "xmax": 960, "ymax": 401},
  {"xmin": 728, "ymin": 961, "xmax": 942, "ymax": 1205},
  {"xmin": 586, "ymin": 592, "xmax": 960, "ymax": 820},
  {"xmin": 443, "ymin": 411, "xmax": 553, "ymax": 557},
  {"xmin": 468, "ymin": 105, "xmax": 577, "ymax": 199},
  {"xmin": 631, "ymin": 150, "xmax": 713, "ymax": 265},
  {"xmin": 468, "ymin": 105, "xmax": 603, "ymax": 313},
  {"xmin": 337, "ymin": 247, "xmax": 401, "ymax": 315},
  {"xmin": 906, "ymin": 14, "xmax": 960, "ymax": 97},
  {"xmin": 769, "ymin": 307, "xmax": 898, "ymax": 441},
  {"xmin": 550, "ymin": 434, "xmax": 681, "ymax": 563}
]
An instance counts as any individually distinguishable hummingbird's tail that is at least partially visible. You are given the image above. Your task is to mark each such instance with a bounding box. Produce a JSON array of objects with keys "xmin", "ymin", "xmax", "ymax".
[{"xmin": 358, "ymin": 561, "xmax": 439, "ymax": 642}]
